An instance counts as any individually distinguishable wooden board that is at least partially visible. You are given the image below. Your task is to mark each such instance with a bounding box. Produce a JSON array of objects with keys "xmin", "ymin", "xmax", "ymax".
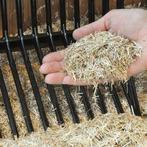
[{"xmin": 0, "ymin": 0, "xmax": 143, "ymax": 36}]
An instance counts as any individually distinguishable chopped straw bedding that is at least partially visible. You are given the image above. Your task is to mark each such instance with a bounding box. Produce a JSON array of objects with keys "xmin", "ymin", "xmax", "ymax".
[{"xmin": 0, "ymin": 114, "xmax": 147, "ymax": 147}]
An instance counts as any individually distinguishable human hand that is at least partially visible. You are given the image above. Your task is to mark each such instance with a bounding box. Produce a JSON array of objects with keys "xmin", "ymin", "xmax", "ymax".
[{"xmin": 40, "ymin": 9, "xmax": 147, "ymax": 85}]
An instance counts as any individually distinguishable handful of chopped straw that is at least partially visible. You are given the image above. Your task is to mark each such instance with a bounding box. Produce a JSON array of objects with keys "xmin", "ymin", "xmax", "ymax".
[{"xmin": 64, "ymin": 31, "xmax": 142, "ymax": 84}]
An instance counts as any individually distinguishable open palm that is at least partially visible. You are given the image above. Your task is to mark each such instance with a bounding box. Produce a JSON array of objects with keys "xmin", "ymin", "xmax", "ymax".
[{"xmin": 40, "ymin": 9, "xmax": 147, "ymax": 85}]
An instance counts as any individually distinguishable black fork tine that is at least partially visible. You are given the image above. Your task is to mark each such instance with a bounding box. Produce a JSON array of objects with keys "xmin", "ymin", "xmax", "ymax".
[
  {"xmin": 73, "ymin": 0, "xmax": 94, "ymax": 120},
  {"xmin": 121, "ymin": 77, "xmax": 141, "ymax": 116},
  {"xmin": 30, "ymin": 0, "xmax": 44, "ymax": 63},
  {"xmin": 45, "ymin": 0, "xmax": 64, "ymax": 125},
  {"xmin": 46, "ymin": 85, "xmax": 64, "ymax": 125},
  {"xmin": 102, "ymin": 0, "xmax": 109, "ymax": 15},
  {"xmin": 0, "ymin": 0, "xmax": 33, "ymax": 133},
  {"xmin": 121, "ymin": 82, "xmax": 134, "ymax": 114},
  {"xmin": 30, "ymin": 0, "xmax": 64, "ymax": 126},
  {"xmin": 116, "ymin": 0, "xmax": 124, "ymax": 9},
  {"xmin": 88, "ymin": 0, "xmax": 95, "ymax": 23},
  {"xmin": 108, "ymin": 84, "xmax": 124, "ymax": 113},
  {"xmin": 15, "ymin": 0, "xmax": 51, "ymax": 130},
  {"xmin": 60, "ymin": 0, "xmax": 80, "ymax": 123},
  {"xmin": 62, "ymin": 86, "xmax": 80, "ymax": 123},
  {"xmin": 79, "ymin": 86, "xmax": 94, "ymax": 119},
  {"xmin": 45, "ymin": 0, "xmax": 56, "ymax": 52},
  {"xmin": 59, "ymin": 0, "xmax": 69, "ymax": 44},
  {"xmin": 96, "ymin": 85, "xmax": 107, "ymax": 114},
  {"xmin": 73, "ymin": 0, "xmax": 80, "ymax": 28},
  {"xmin": 87, "ymin": 0, "xmax": 109, "ymax": 116},
  {"xmin": 0, "ymin": 68, "xmax": 18, "ymax": 138},
  {"xmin": 127, "ymin": 78, "xmax": 141, "ymax": 116},
  {"xmin": 121, "ymin": 78, "xmax": 141, "ymax": 116},
  {"xmin": 29, "ymin": 0, "xmax": 51, "ymax": 130}
]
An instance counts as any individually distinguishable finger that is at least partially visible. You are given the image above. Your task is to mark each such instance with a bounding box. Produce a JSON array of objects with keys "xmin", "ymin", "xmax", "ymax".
[
  {"xmin": 42, "ymin": 50, "xmax": 64, "ymax": 63},
  {"xmin": 73, "ymin": 13, "xmax": 111, "ymax": 40},
  {"xmin": 45, "ymin": 72, "xmax": 66, "ymax": 84},
  {"xmin": 62, "ymin": 76, "xmax": 89, "ymax": 86},
  {"xmin": 45, "ymin": 73, "xmax": 89, "ymax": 85},
  {"xmin": 39, "ymin": 62, "xmax": 64, "ymax": 74}
]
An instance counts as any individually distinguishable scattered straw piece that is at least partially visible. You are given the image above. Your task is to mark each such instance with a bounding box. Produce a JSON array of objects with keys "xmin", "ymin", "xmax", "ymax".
[{"xmin": 64, "ymin": 31, "xmax": 142, "ymax": 85}]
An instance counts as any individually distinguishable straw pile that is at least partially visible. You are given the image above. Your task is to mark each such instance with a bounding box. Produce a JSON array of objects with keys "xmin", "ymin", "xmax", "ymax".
[
  {"xmin": 64, "ymin": 31, "xmax": 142, "ymax": 85},
  {"xmin": 0, "ymin": 113, "xmax": 147, "ymax": 147}
]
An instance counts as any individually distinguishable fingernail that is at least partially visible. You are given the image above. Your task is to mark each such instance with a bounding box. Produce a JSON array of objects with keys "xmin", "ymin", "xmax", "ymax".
[
  {"xmin": 62, "ymin": 76, "xmax": 70, "ymax": 84},
  {"xmin": 39, "ymin": 65, "xmax": 44, "ymax": 73},
  {"xmin": 44, "ymin": 75, "xmax": 50, "ymax": 84}
]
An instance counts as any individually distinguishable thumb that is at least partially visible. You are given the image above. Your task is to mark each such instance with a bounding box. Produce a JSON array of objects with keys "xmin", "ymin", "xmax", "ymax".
[{"xmin": 73, "ymin": 13, "xmax": 111, "ymax": 40}]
